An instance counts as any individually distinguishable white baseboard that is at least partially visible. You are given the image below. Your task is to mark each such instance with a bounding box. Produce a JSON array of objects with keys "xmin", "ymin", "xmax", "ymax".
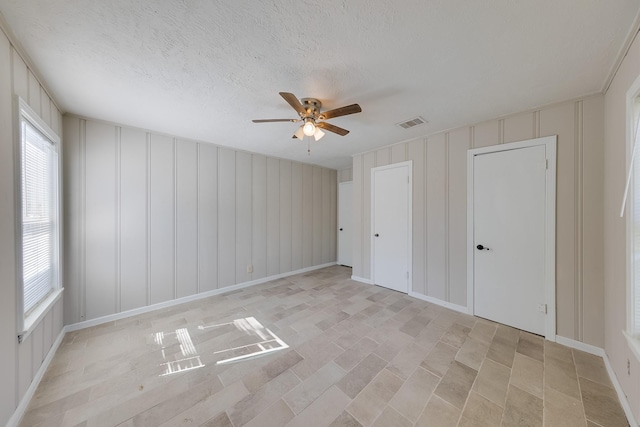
[
  {"xmin": 351, "ymin": 275, "xmax": 373, "ymax": 285},
  {"xmin": 554, "ymin": 336, "xmax": 638, "ymax": 427},
  {"xmin": 6, "ymin": 328, "xmax": 66, "ymax": 427},
  {"xmin": 408, "ymin": 291, "xmax": 470, "ymax": 314},
  {"xmin": 66, "ymin": 262, "xmax": 336, "ymax": 332},
  {"xmin": 555, "ymin": 335, "xmax": 604, "ymax": 357},
  {"xmin": 603, "ymin": 351, "xmax": 639, "ymax": 427}
]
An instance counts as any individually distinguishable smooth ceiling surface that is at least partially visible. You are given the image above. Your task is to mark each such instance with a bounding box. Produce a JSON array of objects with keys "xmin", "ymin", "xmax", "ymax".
[{"xmin": 0, "ymin": 1, "xmax": 638, "ymax": 169}]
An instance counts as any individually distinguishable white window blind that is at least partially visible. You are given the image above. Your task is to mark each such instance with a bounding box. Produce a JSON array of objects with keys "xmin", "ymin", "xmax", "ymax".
[{"xmin": 21, "ymin": 119, "xmax": 58, "ymax": 314}]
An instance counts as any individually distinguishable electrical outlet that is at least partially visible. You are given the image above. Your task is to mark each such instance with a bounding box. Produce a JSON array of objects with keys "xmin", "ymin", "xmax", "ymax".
[{"xmin": 246, "ymin": 265, "xmax": 253, "ymax": 273}]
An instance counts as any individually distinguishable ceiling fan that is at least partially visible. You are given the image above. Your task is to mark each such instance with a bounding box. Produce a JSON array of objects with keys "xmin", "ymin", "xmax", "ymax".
[{"xmin": 252, "ymin": 92, "xmax": 362, "ymax": 143}]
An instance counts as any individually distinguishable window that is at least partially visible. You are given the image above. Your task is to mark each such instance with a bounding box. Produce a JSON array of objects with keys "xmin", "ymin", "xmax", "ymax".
[{"xmin": 17, "ymin": 98, "xmax": 62, "ymax": 340}]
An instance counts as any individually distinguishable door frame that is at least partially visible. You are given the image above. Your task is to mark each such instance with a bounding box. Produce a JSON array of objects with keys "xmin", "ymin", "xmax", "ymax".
[
  {"xmin": 466, "ymin": 136, "xmax": 557, "ymax": 340},
  {"xmin": 370, "ymin": 161, "xmax": 413, "ymax": 293},
  {"xmin": 337, "ymin": 181, "xmax": 353, "ymax": 267}
]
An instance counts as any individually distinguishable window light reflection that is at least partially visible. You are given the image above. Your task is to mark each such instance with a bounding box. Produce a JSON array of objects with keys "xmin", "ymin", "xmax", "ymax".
[{"xmin": 153, "ymin": 316, "xmax": 288, "ymax": 375}]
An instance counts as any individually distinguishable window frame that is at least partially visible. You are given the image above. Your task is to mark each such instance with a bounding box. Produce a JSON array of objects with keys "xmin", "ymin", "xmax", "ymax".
[{"xmin": 15, "ymin": 97, "xmax": 63, "ymax": 343}]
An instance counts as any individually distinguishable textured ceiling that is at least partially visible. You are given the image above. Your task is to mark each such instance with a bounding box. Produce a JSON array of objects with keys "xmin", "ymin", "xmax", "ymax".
[{"xmin": 1, "ymin": 1, "xmax": 639, "ymax": 169}]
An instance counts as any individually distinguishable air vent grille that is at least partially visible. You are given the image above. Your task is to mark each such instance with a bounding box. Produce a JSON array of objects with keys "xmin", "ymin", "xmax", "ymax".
[{"xmin": 396, "ymin": 116, "xmax": 426, "ymax": 129}]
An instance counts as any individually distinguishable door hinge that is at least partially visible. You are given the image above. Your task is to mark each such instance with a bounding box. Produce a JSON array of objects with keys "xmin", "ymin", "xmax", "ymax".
[
  {"xmin": 537, "ymin": 303, "xmax": 547, "ymax": 314},
  {"xmin": 407, "ymin": 176, "xmax": 409, "ymax": 184},
  {"xmin": 537, "ymin": 160, "xmax": 548, "ymax": 170},
  {"xmin": 406, "ymin": 271, "xmax": 409, "ymax": 279}
]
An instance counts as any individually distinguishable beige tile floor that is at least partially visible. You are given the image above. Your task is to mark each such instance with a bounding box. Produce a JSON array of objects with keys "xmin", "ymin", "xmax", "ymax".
[{"xmin": 21, "ymin": 266, "xmax": 628, "ymax": 427}]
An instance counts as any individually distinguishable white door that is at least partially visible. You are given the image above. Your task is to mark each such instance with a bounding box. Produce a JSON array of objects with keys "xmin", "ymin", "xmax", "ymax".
[
  {"xmin": 372, "ymin": 162, "xmax": 411, "ymax": 293},
  {"xmin": 473, "ymin": 144, "xmax": 547, "ymax": 335},
  {"xmin": 338, "ymin": 182, "xmax": 353, "ymax": 267}
]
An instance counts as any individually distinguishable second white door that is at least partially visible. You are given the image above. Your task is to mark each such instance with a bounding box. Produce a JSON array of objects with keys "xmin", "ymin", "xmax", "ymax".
[
  {"xmin": 338, "ymin": 181, "xmax": 352, "ymax": 267},
  {"xmin": 472, "ymin": 144, "xmax": 548, "ymax": 335},
  {"xmin": 372, "ymin": 162, "xmax": 411, "ymax": 293}
]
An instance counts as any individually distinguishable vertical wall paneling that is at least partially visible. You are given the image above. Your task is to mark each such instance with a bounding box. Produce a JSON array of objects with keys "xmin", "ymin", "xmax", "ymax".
[
  {"xmin": 27, "ymin": 70, "xmax": 40, "ymax": 116},
  {"xmin": 540, "ymin": 102, "xmax": 577, "ymax": 339},
  {"xmin": 64, "ymin": 117, "xmax": 338, "ymax": 326},
  {"xmin": 329, "ymin": 170, "xmax": 337, "ymax": 262},
  {"xmin": 0, "ymin": 34, "xmax": 17, "ymax": 420},
  {"xmin": 236, "ymin": 151, "xmax": 252, "ymax": 283},
  {"xmin": 576, "ymin": 101, "xmax": 584, "ymax": 341},
  {"xmin": 391, "ymin": 144, "xmax": 407, "ymax": 164},
  {"xmin": 503, "ymin": 112, "xmax": 534, "ymax": 144},
  {"xmin": 338, "ymin": 168, "xmax": 353, "ymax": 183},
  {"xmin": 63, "ymin": 117, "xmax": 81, "ymax": 324},
  {"xmin": 251, "ymin": 155, "xmax": 267, "ymax": 280},
  {"xmin": 176, "ymin": 140, "xmax": 199, "ymax": 298},
  {"xmin": 119, "ymin": 128, "xmax": 147, "ymax": 310},
  {"xmin": 376, "ymin": 148, "xmax": 390, "ymax": 166},
  {"xmin": 11, "ymin": 48, "xmax": 27, "ymax": 100},
  {"xmin": 448, "ymin": 128, "xmax": 470, "ymax": 306},
  {"xmin": 30, "ymin": 323, "xmax": 43, "ymax": 377},
  {"xmin": 85, "ymin": 121, "xmax": 117, "ymax": 318},
  {"xmin": 302, "ymin": 164, "xmax": 313, "ymax": 268},
  {"xmin": 149, "ymin": 135, "xmax": 175, "ymax": 304},
  {"xmin": 53, "ymin": 300, "xmax": 63, "ymax": 341},
  {"xmin": 291, "ymin": 163, "xmax": 303, "ymax": 271},
  {"xmin": 279, "ymin": 160, "xmax": 292, "ymax": 273},
  {"xmin": 361, "ymin": 153, "xmax": 375, "ymax": 278},
  {"xmin": 50, "ymin": 99, "xmax": 59, "ymax": 135},
  {"xmin": 582, "ymin": 96, "xmax": 605, "ymax": 347},
  {"xmin": 312, "ymin": 167, "xmax": 323, "ymax": 266},
  {"xmin": 322, "ymin": 168, "xmax": 332, "ymax": 264},
  {"xmin": 116, "ymin": 128, "xmax": 121, "ymax": 312},
  {"xmin": 266, "ymin": 158, "xmax": 280, "ymax": 276},
  {"xmin": 39, "ymin": 87, "xmax": 50, "ymax": 127},
  {"xmin": 426, "ymin": 134, "xmax": 447, "ymax": 301},
  {"xmin": 198, "ymin": 144, "xmax": 218, "ymax": 292},
  {"xmin": 218, "ymin": 148, "xmax": 236, "ymax": 287},
  {"xmin": 43, "ymin": 311, "xmax": 53, "ymax": 361},
  {"xmin": 352, "ymin": 156, "xmax": 363, "ymax": 278},
  {"xmin": 17, "ymin": 336, "xmax": 31, "ymax": 400},
  {"xmin": 407, "ymin": 141, "xmax": 426, "ymax": 294},
  {"xmin": 472, "ymin": 121, "xmax": 500, "ymax": 149}
]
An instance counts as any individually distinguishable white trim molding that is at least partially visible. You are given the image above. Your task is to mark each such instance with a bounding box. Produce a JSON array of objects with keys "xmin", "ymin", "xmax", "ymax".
[
  {"xmin": 555, "ymin": 335, "xmax": 604, "ymax": 357},
  {"xmin": 408, "ymin": 291, "xmax": 470, "ymax": 315},
  {"xmin": 466, "ymin": 136, "xmax": 557, "ymax": 341},
  {"xmin": 351, "ymin": 275, "xmax": 374, "ymax": 285}
]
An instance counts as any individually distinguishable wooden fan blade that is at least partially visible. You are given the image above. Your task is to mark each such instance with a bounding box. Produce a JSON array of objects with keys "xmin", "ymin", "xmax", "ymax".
[
  {"xmin": 317, "ymin": 121, "xmax": 349, "ymax": 136},
  {"xmin": 252, "ymin": 119, "xmax": 298, "ymax": 123},
  {"xmin": 319, "ymin": 104, "xmax": 361, "ymax": 120},
  {"xmin": 279, "ymin": 92, "xmax": 306, "ymax": 116}
]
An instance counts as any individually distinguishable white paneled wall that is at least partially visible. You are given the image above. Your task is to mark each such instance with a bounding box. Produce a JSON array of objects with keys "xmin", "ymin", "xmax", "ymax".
[
  {"xmin": 352, "ymin": 95, "xmax": 605, "ymax": 347},
  {"xmin": 338, "ymin": 168, "xmax": 353, "ymax": 183},
  {"xmin": 63, "ymin": 116, "xmax": 337, "ymax": 323},
  {"xmin": 0, "ymin": 29, "xmax": 64, "ymax": 426}
]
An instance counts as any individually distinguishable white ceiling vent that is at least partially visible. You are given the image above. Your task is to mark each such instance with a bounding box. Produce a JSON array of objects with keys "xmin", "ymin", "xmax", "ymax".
[{"xmin": 396, "ymin": 116, "xmax": 427, "ymax": 129}]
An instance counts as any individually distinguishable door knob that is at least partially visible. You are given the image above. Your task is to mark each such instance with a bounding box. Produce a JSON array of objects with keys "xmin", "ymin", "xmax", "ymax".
[
  {"xmin": 374, "ymin": 233, "xmax": 379, "ymax": 237},
  {"xmin": 339, "ymin": 228, "xmax": 343, "ymax": 231},
  {"xmin": 476, "ymin": 244, "xmax": 490, "ymax": 251}
]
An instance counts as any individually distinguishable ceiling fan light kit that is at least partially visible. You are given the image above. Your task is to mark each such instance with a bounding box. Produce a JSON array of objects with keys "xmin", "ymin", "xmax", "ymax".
[{"xmin": 252, "ymin": 92, "xmax": 362, "ymax": 154}]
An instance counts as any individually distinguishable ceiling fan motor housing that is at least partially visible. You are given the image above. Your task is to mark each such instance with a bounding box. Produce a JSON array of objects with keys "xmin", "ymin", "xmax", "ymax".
[{"xmin": 300, "ymin": 98, "xmax": 322, "ymax": 118}]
